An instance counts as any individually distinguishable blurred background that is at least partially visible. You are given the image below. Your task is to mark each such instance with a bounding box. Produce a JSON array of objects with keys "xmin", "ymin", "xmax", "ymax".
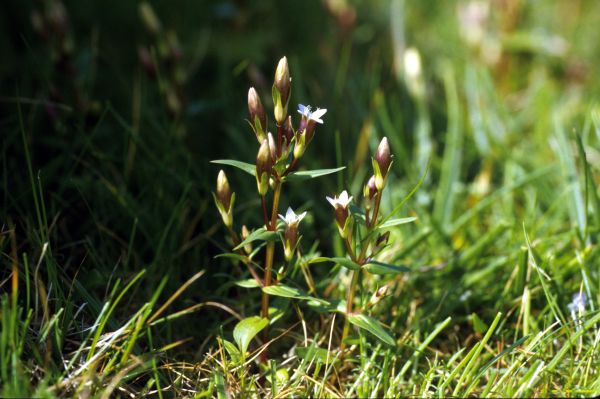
[{"xmin": 2, "ymin": 0, "xmax": 600, "ymax": 366}]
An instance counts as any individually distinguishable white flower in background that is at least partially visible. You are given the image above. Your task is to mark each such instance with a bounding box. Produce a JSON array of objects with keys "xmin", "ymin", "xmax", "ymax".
[
  {"xmin": 568, "ymin": 291, "xmax": 587, "ymax": 330},
  {"xmin": 298, "ymin": 104, "xmax": 327, "ymax": 124},
  {"xmin": 326, "ymin": 190, "xmax": 353, "ymax": 209},
  {"xmin": 278, "ymin": 207, "xmax": 307, "ymax": 227}
]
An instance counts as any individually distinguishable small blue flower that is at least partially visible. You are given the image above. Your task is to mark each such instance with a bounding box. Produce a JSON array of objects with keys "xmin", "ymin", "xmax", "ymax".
[{"xmin": 567, "ymin": 292, "xmax": 586, "ymax": 314}]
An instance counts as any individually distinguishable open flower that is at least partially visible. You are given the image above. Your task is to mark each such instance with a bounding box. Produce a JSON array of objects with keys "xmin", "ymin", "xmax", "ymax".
[
  {"xmin": 294, "ymin": 104, "xmax": 328, "ymax": 159},
  {"xmin": 327, "ymin": 190, "xmax": 353, "ymax": 238},
  {"xmin": 326, "ymin": 190, "xmax": 353, "ymax": 209},
  {"xmin": 279, "ymin": 207, "xmax": 307, "ymax": 226},
  {"xmin": 278, "ymin": 207, "xmax": 307, "ymax": 261},
  {"xmin": 297, "ymin": 104, "xmax": 327, "ymax": 124}
]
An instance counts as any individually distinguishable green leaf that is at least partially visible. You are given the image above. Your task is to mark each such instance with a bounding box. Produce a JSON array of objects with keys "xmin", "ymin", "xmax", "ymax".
[
  {"xmin": 221, "ymin": 339, "xmax": 241, "ymax": 363},
  {"xmin": 262, "ymin": 284, "xmax": 303, "ymax": 298},
  {"xmin": 211, "ymin": 159, "xmax": 256, "ymax": 176},
  {"xmin": 295, "ymin": 346, "xmax": 336, "ymax": 364},
  {"xmin": 233, "ymin": 316, "xmax": 269, "ymax": 354},
  {"xmin": 234, "ymin": 279, "xmax": 260, "ymax": 288},
  {"xmin": 233, "ymin": 227, "xmax": 278, "ymax": 251},
  {"xmin": 378, "ymin": 216, "xmax": 417, "ymax": 229},
  {"xmin": 363, "ymin": 260, "xmax": 410, "ymax": 275},
  {"xmin": 285, "ymin": 166, "xmax": 346, "ymax": 182},
  {"xmin": 309, "ymin": 256, "xmax": 361, "ymax": 271},
  {"xmin": 347, "ymin": 313, "xmax": 395, "ymax": 346},
  {"xmin": 263, "ymin": 284, "xmax": 329, "ymax": 305}
]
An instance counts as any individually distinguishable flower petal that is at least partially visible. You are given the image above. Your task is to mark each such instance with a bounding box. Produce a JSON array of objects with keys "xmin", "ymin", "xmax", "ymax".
[{"xmin": 310, "ymin": 108, "xmax": 327, "ymax": 123}]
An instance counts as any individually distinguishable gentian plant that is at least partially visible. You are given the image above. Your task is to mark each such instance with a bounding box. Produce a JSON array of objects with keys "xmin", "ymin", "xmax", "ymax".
[{"xmin": 213, "ymin": 57, "xmax": 420, "ymax": 363}]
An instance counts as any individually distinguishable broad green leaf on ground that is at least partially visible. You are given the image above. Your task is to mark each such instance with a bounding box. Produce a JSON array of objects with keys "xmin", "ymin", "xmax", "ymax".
[
  {"xmin": 363, "ymin": 260, "xmax": 411, "ymax": 275},
  {"xmin": 309, "ymin": 256, "xmax": 361, "ymax": 271},
  {"xmin": 221, "ymin": 339, "xmax": 241, "ymax": 363},
  {"xmin": 211, "ymin": 159, "xmax": 256, "ymax": 176},
  {"xmin": 347, "ymin": 313, "xmax": 395, "ymax": 346},
  {"xmin": 284, "ymin": 166, "xmax": 346, "ymax": 182},
  {"xmin": 233, "ymin": 316, "xmax": 268, "ymax": 354}
]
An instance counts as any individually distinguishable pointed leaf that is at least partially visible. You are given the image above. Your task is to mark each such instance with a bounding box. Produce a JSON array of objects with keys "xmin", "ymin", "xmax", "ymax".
[
  {"xmin": 233, "ymin": 316, "xmax": 268, "ymax": 354},
  {"xmin": 234, "ymin": 227, "xmax": 278, "ymax": 251},
  {"xmin": 285, "ymin": 167, "xmax": 346, "ymax": 182},
  {"xmin": 262, "ymin": 284, "xmax": 303, "ymax": 298},
  {"xmin": 309, "ymin": 256, "xmax": 361, "ymax": 271},
  {"xmin": 234, "ymin": 279, "xmax": 261, "ymax": 288},
  {"xmin": 347, "ymin": 313, "xmax": 395, "ymax": 346},
  {"xmin": 378, "ymin": 217, "xmax": 417, "ymax": 229},
  {"xmin": 211, "ymin": 159, "xmax": 256, "ymax": 176},
  {"xmin": 363, "ymin": 260, "xmax": 411, "ymax": 275},
  {"xmin": 263, "ymin": 284, "xmax": 329, "ymax": 305}
]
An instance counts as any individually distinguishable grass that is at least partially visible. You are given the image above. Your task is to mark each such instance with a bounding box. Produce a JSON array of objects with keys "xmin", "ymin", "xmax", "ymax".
[{"xmin": 2, "ymin": 0, "xmax": 600, "ymax": 397}]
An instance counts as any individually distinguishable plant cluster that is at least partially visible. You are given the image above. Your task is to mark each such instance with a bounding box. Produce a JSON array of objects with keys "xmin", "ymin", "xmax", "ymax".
[{"xmin": 213, "ymin": 57, "xmax": 420, "ymax": 364}]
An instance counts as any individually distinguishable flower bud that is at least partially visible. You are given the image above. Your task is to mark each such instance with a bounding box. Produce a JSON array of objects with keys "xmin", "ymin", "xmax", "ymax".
[
  {"xmin": 365, "ymin": 175, "xmax": 377, "ymax": 199},
  {"xmin": 241, "ymin": 225, "xmax": 252, "ymax": 254},
  {"xmin": 217, "ymin": 170, "xmax": 231, "ymax": 210},
  {"xmin": 373, "ymin": 231, "xmax": 390, "ymax": 254},
  {"xmin": 256, "ymin": 139, "xmax": 272, "ymax": 196},
  {"xmin": 283, "ymin": 116, "xmax": 294, "ymax": 146},
  {"xmin": 373, "ymin": 137, "xmax": 392, "ymax": 190},
  {"xmin": 267, "ymin": 132, "xmax": 277, "ymax": 162},
  {"xmin": 274, "ymin": 56, "xmax": 290, "ymax": 105},
  {"xmin": 369, "ymin": 285, "xmax": 390, "ymax": 306},
  {"xmin": 273, "ymin": 56, "xmax": 291, "ymax": 125},
  {"xmin": 248, "ymin": 87, "xmax": 267, "ymax": 142},
  {"xmin": 293, "ymin": 130, "xmax": 306, "ymax": 159},
  {"xmin": 214, "ymin": 170, "xmax": 235, "ymax": 227},
  {"xmin": 139, "ymin": 2, "xmax": 162, "ymax": 35},
  {"xmin": 376, "ymin": 137, "xmax": 392, "ymax": 176}
]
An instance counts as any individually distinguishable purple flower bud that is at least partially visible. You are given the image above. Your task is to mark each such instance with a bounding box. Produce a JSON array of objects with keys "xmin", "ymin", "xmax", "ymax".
[
  {"xmin": 267, "ymin": 132, "xmax": 277, "ymax": 162},
  {"xmin": 248, "ymin": 87, "xmax": 267, "ymax": 136},
  {"xmin": 216, "ymin": 170, "xmax": 232, "ymax": 210},
  {"xmin": 376, "ymin": 231, "xmax": 390, "ymax": 248},
  {"xmin": 283, "ymin": 116, "xmax": 294, "ymax": 145},
  {"xmin": 367, "ymin": 175, "xmax": 377, "ymax": 199},
  {"xmin": 376, "ymin": 137, "xmax": 392, "ymax": 178}
]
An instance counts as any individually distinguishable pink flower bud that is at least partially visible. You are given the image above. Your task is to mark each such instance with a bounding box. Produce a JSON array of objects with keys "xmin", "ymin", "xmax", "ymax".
[
  {"xmin": 248, "ymin": 87, "xmax": 267, "ymax": 137},
  {"xmin": 376, "ymin": 137, "xmax": 392, "ymax": 178}
]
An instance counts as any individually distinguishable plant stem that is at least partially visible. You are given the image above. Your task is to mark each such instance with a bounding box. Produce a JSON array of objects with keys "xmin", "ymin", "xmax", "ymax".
[
  {"xmin": 370, "ymin": 191, "xmax": 382, "ymax": 229},
  {"xmin": 341, "ymin": 191, "xmax": 382, "ymax": 352},
  {"xmin": 227, "ymin": 227, "xmax": 262, "ymax": 286},
  {"xmin": 340, "ymin": 268, "xmax": 360, "ymax": 352},
  {"xmin": 261, "ymin": 196, "xmax": 269, "ymax": 228},
  {"xmin": 260, "ymin": 180, "xmax": 282, "ymax": 362}
]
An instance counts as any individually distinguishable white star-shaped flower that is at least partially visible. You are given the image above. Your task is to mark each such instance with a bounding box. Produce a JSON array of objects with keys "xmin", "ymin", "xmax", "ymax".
[
  {"xmin": 298, "ymin": 104, "xmax": 327, "ymax": 124},
  {"xmin": 326, "ymin": 190, "xmax": 353, "ymax": 209},
  {"xmin": 278, "ymin": 207, "xmax": 307, "ymax": 226}
]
